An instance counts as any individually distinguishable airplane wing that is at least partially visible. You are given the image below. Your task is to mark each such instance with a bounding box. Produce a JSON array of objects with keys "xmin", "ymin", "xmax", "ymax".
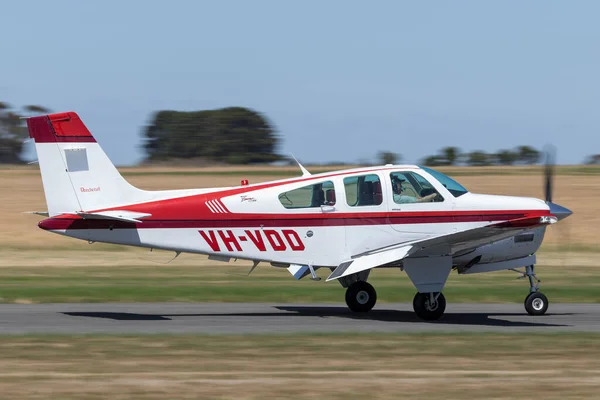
[{"xmin": 326, "ymin": 215, "xmax": 557, "ymax": 281}]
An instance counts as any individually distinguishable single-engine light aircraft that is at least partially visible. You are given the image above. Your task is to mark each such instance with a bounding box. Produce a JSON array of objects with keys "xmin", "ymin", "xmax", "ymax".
[{"xmin": 26, "ymin": 111, "xmax": 572, "ymax": 320}]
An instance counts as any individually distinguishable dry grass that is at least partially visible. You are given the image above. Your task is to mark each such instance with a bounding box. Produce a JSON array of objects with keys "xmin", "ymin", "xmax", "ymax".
[
  {"xmin": 2, "ymin": 164, "xmax": 595, "ymax": 303},
  {"xmin": 0, "ymin": 166, "xmax": 291, "ymax": 250},
  {"xmin": 455, "ymin": 173, "xmax": 598, "ymax": 248},
  {"xmin": 1, "ymin": 165, "xmax": 597, "ymax": 250},
  {"xmin": 0, "ymin": 334, "xmax": 598, "ymax": 399}
]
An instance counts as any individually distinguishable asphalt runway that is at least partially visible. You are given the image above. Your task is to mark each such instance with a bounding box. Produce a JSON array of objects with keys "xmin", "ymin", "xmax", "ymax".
[{"xmin": 1, "ymin": 303, "xmax": 600, "ymax": 334}]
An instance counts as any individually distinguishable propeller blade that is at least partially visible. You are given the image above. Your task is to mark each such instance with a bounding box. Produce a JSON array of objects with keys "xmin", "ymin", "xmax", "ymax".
[{"xmin": 543, "ymin": 145, "xmax": 556, "ymax": 204}]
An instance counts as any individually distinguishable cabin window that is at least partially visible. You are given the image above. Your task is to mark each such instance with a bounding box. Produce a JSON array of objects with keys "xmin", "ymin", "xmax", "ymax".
[
  {"xmin": 278, "ymin": 181, "xmax": 336, "ymax": 209},
  {"xmin": 344, "ymin": 174, "xmax": 383, "ymax": 206},
  {"xmin": 390, "ymin": 171, "xmax": 444, "ymax": 204}
]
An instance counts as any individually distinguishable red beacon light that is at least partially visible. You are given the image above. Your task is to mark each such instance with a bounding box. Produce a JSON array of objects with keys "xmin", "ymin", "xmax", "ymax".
[{"xmin": 241, "ymin": 179, "xmax": 249, "ymax": 186}]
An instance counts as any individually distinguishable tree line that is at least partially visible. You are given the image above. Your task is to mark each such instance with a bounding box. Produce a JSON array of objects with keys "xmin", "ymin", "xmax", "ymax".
[
  {"xmin": 0, "ymin": 102, "xmax": 49, "ymax": 163},
  {"xmin": 2, "ymin": 101, "xmax": 600, "ymax": 166},
  {"xmin": 379, "ymin": 146, "xmax": 543, "ymax": 166},
  {"xmin": 419, "ymin": 147, "xmax": 600, "ymax": 166},
  {"xmin": 421, "ymin": 146, "xmax": 543, "ymax": 166}
]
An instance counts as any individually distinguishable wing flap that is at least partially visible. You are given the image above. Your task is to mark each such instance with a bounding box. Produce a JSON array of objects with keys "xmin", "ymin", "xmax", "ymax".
[{"xmin": 327, "ymin": 244, "xmax": 412, "ymax": 281}]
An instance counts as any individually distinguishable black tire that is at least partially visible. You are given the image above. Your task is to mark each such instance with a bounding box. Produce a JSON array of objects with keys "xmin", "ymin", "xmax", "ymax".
[
  {"xmin": 524, "ymin": 292, "xmax": 548, "ymax": 316},
  {"xmin": 413, "ymin": 292, "xmax": 446, "ymax": 321},
  {"xmin": 345, "ymin": 281, "xmax": 377, "ymax": 312}
]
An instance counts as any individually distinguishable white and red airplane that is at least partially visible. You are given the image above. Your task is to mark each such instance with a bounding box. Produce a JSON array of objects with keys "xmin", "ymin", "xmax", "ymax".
[{"xmin": 26, "ymin": 111, "xmax": 572, "ymax": 320}]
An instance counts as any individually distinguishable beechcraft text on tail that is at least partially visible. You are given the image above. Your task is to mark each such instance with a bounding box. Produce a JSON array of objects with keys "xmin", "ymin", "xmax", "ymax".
[{"xmin": 25, "ymin": 111, "xmax": 572, "ymax": 320}]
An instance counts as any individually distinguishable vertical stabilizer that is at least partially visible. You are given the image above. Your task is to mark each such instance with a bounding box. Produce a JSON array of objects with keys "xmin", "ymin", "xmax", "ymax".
[{"xmin": 26, "ymin": 112, "xmax": 147, "ymax": 216}]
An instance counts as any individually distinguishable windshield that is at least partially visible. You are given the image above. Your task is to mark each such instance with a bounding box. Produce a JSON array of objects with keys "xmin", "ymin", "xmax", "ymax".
[{"xmin": 419, "ymin": 166, "xmax": 468, "ymax": 197}]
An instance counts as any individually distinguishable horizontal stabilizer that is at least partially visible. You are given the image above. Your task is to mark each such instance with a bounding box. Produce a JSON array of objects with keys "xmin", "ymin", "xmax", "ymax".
[
  {"xmin": 76, "ymin": 210, "xmax": 152, "ymax": 223},
  {"xmin": 23, "ymin": 211, "xmax": 50, "ymax": 217}
]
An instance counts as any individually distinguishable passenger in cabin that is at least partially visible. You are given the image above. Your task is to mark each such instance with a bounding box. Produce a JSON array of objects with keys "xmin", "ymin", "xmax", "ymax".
[{"xmin": 392, "ymin": 176, "xmax": 438, "ymax": 204}]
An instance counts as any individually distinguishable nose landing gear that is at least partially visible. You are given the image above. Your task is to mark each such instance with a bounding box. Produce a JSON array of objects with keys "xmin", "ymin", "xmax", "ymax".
[
  {"xmin": 524, "ymin": 264, "xmax": 548, "ymax": 315},
  {"xmin": 512, "ymin": 264, "xmax": 548, "ymax": 316}
]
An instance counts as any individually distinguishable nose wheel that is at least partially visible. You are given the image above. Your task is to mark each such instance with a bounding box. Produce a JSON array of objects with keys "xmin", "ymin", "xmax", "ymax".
[
  {"xmin": 525, "ymin": 291, "xmax": 548, "ymax": 315},
  {"xmin": 345, "ymin": 281, "xmax": 377, "ymax": 312},
  {"xmin": 513, "ymin": 264, "xmax": 548, "ymax": 316}
]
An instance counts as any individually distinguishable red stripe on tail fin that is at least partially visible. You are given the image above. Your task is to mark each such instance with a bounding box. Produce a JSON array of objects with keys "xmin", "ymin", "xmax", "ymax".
[
  {"xmin": 26, "ymin": 115, "xmax": 55, "ymax": 142},
  {"xmin": 26, "ymin": 112, "xmax": 96, "ymax": 143}
]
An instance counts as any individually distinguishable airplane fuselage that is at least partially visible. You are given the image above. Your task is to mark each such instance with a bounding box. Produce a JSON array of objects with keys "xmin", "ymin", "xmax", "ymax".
[{"xmin": 39, "ymin": 165, "xmax": 550, "ymax": 269}]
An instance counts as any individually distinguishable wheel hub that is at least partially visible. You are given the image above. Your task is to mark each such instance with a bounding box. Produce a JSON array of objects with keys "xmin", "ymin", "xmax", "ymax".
[
  {"xmin": 356, "ymin": 290, "xmax": 370, "ymax": 305},
  {"xmin": 532, "ymin": 298, "xmax": 544, "ymax": 311},
  {"xmin": 425, "ymin": 299, "xmax": 438, "ymax": 312}
]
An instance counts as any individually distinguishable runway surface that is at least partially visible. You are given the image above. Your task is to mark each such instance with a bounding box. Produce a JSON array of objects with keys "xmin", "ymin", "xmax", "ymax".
[{"xmin": 1, "ymin": 303, "xmax": 600, "ymax": 334}]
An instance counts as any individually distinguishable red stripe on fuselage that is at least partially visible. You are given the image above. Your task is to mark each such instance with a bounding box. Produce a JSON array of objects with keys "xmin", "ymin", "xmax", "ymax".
[
  {"xmin": 85, "ymin": 166, "xmax": 422, "ymax": 218},
  {"xmin": 38, "ymin": 210, "xmax": 548, "ymax": 231}
]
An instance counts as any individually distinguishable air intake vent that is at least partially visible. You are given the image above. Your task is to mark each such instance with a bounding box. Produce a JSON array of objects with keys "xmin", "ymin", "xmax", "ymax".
[{"xmin": 514, "ymin": 233, "xmax": 535, "ymax": 243}]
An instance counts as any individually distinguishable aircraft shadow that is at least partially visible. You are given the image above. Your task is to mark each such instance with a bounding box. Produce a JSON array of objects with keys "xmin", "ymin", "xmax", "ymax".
[
  {"xmin": 63, "ymin": 306, "xmax": 570, "ymax": 328},
  {"xmin": 275, "ymin": 306, "xmax": 570, "ymax": 327}
]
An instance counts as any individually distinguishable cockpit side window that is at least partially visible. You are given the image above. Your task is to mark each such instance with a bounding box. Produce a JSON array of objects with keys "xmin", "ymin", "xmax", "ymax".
[{"xmin": 390, "ymin": 171, "xmax": 444, "ymax": 204}]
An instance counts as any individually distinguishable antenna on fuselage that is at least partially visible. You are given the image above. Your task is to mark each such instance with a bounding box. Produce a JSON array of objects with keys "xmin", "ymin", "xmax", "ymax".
[{"xmin": 291, "ymin": 154, "xmax": 311, "ymax": 177}]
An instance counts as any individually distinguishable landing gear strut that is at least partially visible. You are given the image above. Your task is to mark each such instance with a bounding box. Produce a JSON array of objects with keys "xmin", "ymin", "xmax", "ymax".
[
  {"xmin": 345, "ymin": 281, "xmax": 377, "ymax": 312},
  {"xmin": 523, "ymin": 265, "xmax": 548, "ymax": 316},
  {"xmin": 413, "ymin": 292, "xmax": 446, "ymax": 321}
]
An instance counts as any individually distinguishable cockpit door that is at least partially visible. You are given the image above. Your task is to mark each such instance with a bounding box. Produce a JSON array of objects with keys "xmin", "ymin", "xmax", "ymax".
[
  {"xmin": 339, "ymin": 172, "xmax": 390, "ymax": 256},
  {"xmin": 386, "ymin": 169, "xmax": 452, "ymax": 234}
]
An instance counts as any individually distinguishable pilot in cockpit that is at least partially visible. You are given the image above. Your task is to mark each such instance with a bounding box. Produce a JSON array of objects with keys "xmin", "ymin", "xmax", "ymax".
[{"xmin": 392, "ymin": 175, "xmax": 437, "ymax": 204}]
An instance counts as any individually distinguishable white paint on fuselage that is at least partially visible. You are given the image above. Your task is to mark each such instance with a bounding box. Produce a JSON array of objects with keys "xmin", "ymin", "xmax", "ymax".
[
  {"xmin": 41, "ymin": 164, "xmax": 553, "ymax": 269},
  {"xmin": 49, "ymin": 219, "xmax": 547, "ymax": 268},
  {"xmin": 455, "ymin": 193, "xmax": 548, "ymax": 212}
]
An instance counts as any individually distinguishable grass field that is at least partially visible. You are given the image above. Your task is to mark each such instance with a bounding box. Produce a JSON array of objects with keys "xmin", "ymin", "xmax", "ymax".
[
  {"xmin": 0, "ymin": 164, "xmax": 598, "ymax": 303},
  {"xmin": 1, "ymin": 165, "xmax": 599, "ymax": 400},
  {"xmin": 1, "ymin": 333, "xmax": 599, "ymax": 399}
]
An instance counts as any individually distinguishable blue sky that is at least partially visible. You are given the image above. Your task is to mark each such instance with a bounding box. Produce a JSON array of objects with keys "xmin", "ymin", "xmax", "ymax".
[{"xmin": 1, "ymin": 1, "xmax": 599, "ymax": 165}]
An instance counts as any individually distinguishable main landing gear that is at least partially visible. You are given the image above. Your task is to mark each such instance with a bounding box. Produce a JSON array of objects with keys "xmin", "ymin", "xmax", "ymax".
[
  {"xmin": 413, "ymin": 292, "xmax": 446, "ymax": 321},
  {"xmin": 344, "ymin": 281, "xmax": 448, "ymax": 321},
  {"xmin": 522, "ymin": 265, "xmax": 548, "ymax": 316},
  {"xmin": 345, "ymin": 281, "xmax": 377, "ymax": 312}
]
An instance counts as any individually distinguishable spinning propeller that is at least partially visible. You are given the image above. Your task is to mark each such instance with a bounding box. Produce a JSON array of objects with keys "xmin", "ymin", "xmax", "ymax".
[
  {"xmin": 541, "ymin": 146, "xmax": 573, "ymax": 267},
  {"xmin": 544, "ymin": 146, "xmax": 555, "ymax": 204},
  {"xmin": 542, "ymin": 146, "xmax": 572, "ymax": 220}
]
